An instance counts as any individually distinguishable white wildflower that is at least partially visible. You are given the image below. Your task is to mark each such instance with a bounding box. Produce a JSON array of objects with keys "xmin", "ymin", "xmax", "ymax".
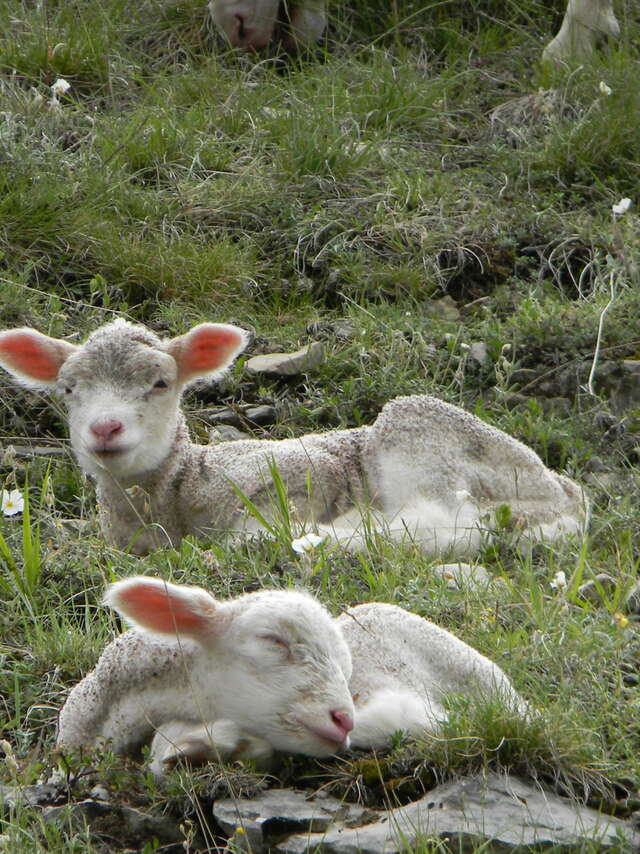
[
  {"xmin": 598, "ymin": 81, "xmax": 612, "ymax": 96},
  {"xmin": 1, "ymin": 489, "xmax": 24, "ymax": 516},
  {"xmin": 612, "ymin": 198, "xmax": 632, "ymax": 216},
  {"xmin": 550, "ymin": 570, "xmax": 567, "ymax": 591},
  {"xmin": 51, "ymin": 78, "xmax": 71, "ymax": 97},
  {"xmin": 291, "ymin": 533, "xmax": 326, "ymax": 554}
]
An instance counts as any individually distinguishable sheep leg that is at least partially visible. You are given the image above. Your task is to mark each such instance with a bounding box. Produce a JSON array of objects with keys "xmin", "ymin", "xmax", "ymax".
[
  {"xmin": 543, "ymin": 0, "xmax": 620, "ymax": 62},
  {"xmin": 149, "ymin": 719, "xmax": 274, "ymax": 777},
  {"xmin": 350, "ymin": 688, "xmax": 444, "ymax": 750}
]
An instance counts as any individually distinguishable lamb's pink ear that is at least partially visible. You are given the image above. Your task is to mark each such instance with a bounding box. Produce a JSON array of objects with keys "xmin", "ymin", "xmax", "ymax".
[
  {"xmin": 104, "ymin": 577, "xmax": 228, "ymax": 642},
  {"xmin": 0, "ymin": 329, "xmax": 77, "ymax": 388},
  {"xmin": 167, "ymin": 323, "xmax": 248, "ymax": 386}
]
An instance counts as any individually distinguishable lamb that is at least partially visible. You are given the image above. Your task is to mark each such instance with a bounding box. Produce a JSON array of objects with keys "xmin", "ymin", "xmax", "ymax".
[
  {"xmin": 55, "ymin": 576, "xmax": 527, "ymax": 777},
  {"xmin": 208, "ymin": 0, "xmax": 619, "ymax": 61},
  {"xmin": 0, "ymin": 318, "xmax": 587, "ymax": 556}
]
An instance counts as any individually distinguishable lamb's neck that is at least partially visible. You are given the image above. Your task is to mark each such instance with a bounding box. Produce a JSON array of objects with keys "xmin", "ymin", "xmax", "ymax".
[{"xmin": 96, "ymin": 414, "xmax": 193, "ymax": 494}]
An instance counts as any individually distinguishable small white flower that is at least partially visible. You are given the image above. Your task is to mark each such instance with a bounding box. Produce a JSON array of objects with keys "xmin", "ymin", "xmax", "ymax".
[
  {"xmin": 1, "ymin": 489, "xmax": 24, "ymax": 516},
  {"xmin": 550, "ymin": 570, "xmax": 567, "ymax": 591},
  {"xmin": 51, "ymin": 78, "xmax": 71, "ymax": 97},
  {"xmin": 598, "ymin": 81, "xmax": 612, "ymax": 96},
  {"xmin": 612, "ymin": 198, "xmax": 632, "ymax": 216},
  {"xmin": 291, "ymin": 533, "xmax": 326, "ymax": 554}
]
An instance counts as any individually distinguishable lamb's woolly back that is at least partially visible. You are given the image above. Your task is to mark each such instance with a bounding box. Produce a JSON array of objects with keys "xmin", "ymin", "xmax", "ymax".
[{"xmin": 338, "ymin": 602, "xmax": 527, "ymax": 749}]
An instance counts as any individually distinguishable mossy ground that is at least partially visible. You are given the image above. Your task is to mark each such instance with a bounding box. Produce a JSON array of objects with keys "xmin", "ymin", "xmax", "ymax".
[{"xmin": 0, "ymin": 0, "xmax": 639, "ymax": 851}]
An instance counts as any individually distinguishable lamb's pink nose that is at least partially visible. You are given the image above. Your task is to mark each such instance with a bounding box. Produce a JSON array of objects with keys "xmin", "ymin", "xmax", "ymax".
[
  {"xmin": 331, "ymin": 709, "xmax": 354, "ymax": 738},
  {"xmin": 90, "ymin": 420, "xmax": 123, "ymax": 440}
]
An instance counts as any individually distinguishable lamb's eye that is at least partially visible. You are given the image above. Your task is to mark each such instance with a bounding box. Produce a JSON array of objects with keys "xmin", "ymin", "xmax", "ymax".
[
  {"xmin": 64, "ymin": 387, "xmax": 73, "ymax": 395},
  {"xmin": 152, "ymin": 379, "xmax": 169, "ymax": 391},
  {"xmin": 262, "ymin": 634, "xmax": 291, "ymax": 655}
]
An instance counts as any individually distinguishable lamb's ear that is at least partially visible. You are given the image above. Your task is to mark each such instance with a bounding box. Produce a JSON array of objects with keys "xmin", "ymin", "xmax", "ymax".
[
  {"xmin": 0, "ymin": 329, "xmax": 77, "ymax": 389},
  {"xmin": 166, "ymin": 323, "xmax": 248, "ymax": 386},
  {"xmin": 104, "ymin": 577, "xmax": 228, "ymax": 642}
]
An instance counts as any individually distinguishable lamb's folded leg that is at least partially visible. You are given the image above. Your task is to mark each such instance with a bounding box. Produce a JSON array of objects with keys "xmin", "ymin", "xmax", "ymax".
[{"xmin": 149, "ymin": 719, "xmax": 273, "ymax": 778}]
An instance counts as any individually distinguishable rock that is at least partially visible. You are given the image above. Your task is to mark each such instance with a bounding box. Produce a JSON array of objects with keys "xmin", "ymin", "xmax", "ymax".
[
  {"xmin": 245, "ymin": 343, "xmax": 325, "ymax": 377},
  {"xmin": 276, "ymin": 773, "xmax": 640, "ymax": 854},
  {"xmin": 509, "ymin": 368, "xmax": 539, "ymax": 388},
  {"xmin": 431, "ymin": 563, "xmax": 491, "ymax": 590},
  {"xmin": 624, "ymin": 581, "xmax": 640, "ymax": 615},
  {"xmin": 306, "ymin": 320, "xmax": 356, "ymax": 342},
  {"xmin": 245, "ymin": 405, "xmax": 277, "ymax": 426},
  {"xmin": 468, "ymin": 342, "xmax": 488, "ymax": 365},
  {"xmin": 426, "ymin": 296, "xmax": 460, "ymax": 322},
  {"xmin": 209, "ymin": 424, "xmax": 249, "ymax": 442},
  {"xmin": 205, "ymin": 407, "xmax": 244, "ymax": 427},
  {"xmin": 212, "ymin": 788, "xmax": 374, "ymax": 853},
  {"xmin": 595, "ymin": 361, "xmax": 640, "ymax": 413},
  {"xmin": 42, "ymin": 800, "xmax": 185, "ymax": 850},
  {"xmin": 577, "ymin": 574, "xmax": 618, "ymax": 606},
  {"xmin": 460, "ymin": 296, "xmax": 492, "ymax": 317},
  {"xmin": 0, "ymin": 783, "xmax": 63, "ymax": 814}
]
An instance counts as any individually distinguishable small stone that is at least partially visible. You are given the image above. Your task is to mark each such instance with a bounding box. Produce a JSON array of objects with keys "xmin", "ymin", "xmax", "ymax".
[
  {"xmin": 245, "ymin": 405, "xmax": 277, "ymax": 426},
  {"xmin": 431, "ymin": 562, "xmax": 491, "ymax": 590},
  {"xmin": 460, "ymin": 296, "xmax": 492, "ymax": 316},
  {"xmin": 577, "ymin": 574, "xmax": 617, "ymax": 606},
  {"xmin": 209, "ymin": 425, "xmax": 249, "ymax": 443},
  {"xmin": 213, "ymin": 788, "xmax": 372, "ymax": 854},
  {"xmin": 584, "ymin": 456, "xmax": 608, "ymax": 473},
  {"xmin": 426, "ymin": 295, "xmax": 460, "ymax": 321},
  {"xmin": 468, "ymin": 342, "xmax": 488, "ymax": 365},
  {"xmin": 510, "ymin": 368, "xmax": 539, "ymax": 387},
  {"xmin": 624, "ymin": 581, "xmax": 640, "ymax": 615},
  {"xmin": 306, "ymin": 320, "xmax": 356, "ymax": 342},
  {"xmin": 245, "ymin": 343, "xmax": 325, "ymax": 377},
  {"xmin": 500, "ymin": 392, "xmax": 529, "ymax": 410}
]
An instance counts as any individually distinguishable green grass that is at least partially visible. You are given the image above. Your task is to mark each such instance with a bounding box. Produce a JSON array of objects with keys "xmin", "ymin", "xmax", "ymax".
[{"xmin": 0, "ymin": 0, "xmax": 639, "ymax": 850}]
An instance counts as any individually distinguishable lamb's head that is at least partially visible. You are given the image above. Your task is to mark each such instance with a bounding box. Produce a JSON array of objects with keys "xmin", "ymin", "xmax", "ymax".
[
  {"xmin": 107, "ymin": 577, "xmax": 355, "ymax": 758},
  {"xmin": 0, "ymin": 320, "xmax": 248, "ymax": 483},
  {"xmin": 209, "ymin": 0, "xmax": 326, "ymax": 51}
]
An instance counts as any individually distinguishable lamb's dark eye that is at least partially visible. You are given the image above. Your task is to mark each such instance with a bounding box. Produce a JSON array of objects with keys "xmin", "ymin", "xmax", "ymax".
[
  {"xmin": 153, "ymin": 379, "xmax": 169, "ymax": 390},
  {"xmin": 65, "ymin": 387, "xmax": 73, "ymax": 395}
]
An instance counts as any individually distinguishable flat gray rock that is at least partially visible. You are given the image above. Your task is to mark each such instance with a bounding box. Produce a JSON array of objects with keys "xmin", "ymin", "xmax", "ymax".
[
  {"xmin": 245, "ymin": 343, "xmax": 325, "ymax": 376},
  {"xmin": 276, "ymin": 773, "xmax": 640, "ymax": 854},
  {"xmin": 213, "ymin": 788, "xmax": 376, "ymax": 851}
]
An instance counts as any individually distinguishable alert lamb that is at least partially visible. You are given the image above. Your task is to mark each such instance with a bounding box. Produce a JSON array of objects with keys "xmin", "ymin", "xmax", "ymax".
[
  {"xmin": 0, "ymin": 319, "xmax": 586, "ymax": 556},
  {"xmin": 56, "ymin": 576, "xmax": 527, "ymax": 776}
]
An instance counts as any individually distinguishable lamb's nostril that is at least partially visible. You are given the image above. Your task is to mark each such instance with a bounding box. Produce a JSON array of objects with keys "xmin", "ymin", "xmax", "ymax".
[
  {"xmin": 90, "ymin": 420, "xmax": 124, "ymax": 441},
  {"xmin": 234, "ymin": 12, "xmax": 246, "ymax": 38},
  {"xmin": 331, "ymin": 709, "xmax": 354, "ymax": 736}
]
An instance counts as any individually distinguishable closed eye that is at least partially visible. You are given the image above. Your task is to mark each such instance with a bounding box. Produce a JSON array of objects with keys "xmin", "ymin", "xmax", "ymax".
[{"xmin": 261, "ymin": 634, "xmax": 292, "ymax": 656}]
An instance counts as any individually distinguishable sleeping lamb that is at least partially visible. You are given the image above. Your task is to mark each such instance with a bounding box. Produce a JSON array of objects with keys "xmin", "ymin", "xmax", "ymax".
[
  {"xmin": 0, "ymin": 319, "xmax": 586, "ymax": 556},
  {"xmin": 55, "ymin": 576, "xmax": 527, "ymax": 776}
]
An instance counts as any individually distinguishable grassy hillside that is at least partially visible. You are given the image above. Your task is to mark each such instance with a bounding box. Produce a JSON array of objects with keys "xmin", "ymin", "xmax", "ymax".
[{"xmin": 0, "ymin": 0, "xmax": 639, "ymax": 851}]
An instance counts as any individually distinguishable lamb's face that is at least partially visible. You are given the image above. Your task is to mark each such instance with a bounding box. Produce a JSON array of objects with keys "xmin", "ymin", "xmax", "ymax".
[
  {"xmin": 217, "ymin": 592, "xmax": 355, "ymax": 757},
  {"xmin": 58, "ymin": 339, "xmax": 181, "ymax": 483}
]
